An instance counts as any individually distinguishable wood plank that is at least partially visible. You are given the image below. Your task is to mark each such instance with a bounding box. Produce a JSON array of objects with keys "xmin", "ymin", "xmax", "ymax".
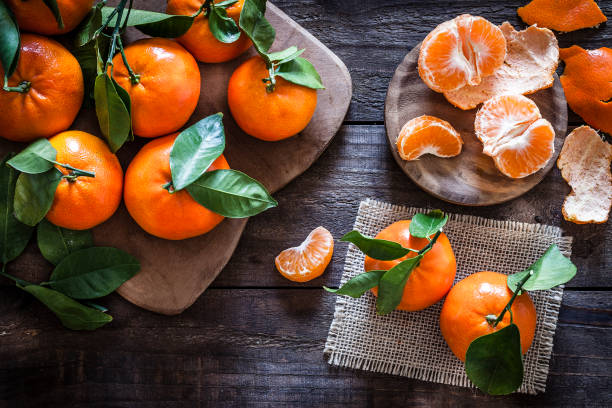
[
  {"xmin": 271, "ymin": 0, "xmax": 612, "ymax": 123},
  {"xmin": 0, "ymin": 288, "xmax": 609, "ymax": 406}
]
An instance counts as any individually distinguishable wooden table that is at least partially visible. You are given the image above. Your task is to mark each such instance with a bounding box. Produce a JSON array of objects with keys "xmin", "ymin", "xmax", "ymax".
[{"xmin": 1, "ymin": 1, "xmax": 610, "ymax": 406}]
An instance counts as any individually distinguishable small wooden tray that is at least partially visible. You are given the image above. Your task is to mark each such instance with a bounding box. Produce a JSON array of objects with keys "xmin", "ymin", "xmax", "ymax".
[
  {"xmin": 0, "ymin": 2, "xmax": 351, "ymax": 315},
  {"xmin": 384, "ymin": 44, "xmax": 567, "ymax": 206}
]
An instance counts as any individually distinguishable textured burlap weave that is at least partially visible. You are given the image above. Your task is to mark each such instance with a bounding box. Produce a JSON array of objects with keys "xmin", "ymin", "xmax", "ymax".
[{"xmin": 324, "ymin": 199, "xmax": 573, "ymax": 394}]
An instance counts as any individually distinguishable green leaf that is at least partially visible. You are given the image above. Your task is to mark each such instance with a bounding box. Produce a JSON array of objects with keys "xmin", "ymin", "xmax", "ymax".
[
  {"xmin": 341, "ymin": 230, "xmax": 412, "ymax": 261},
  {"xmin": 276, "ymin": 57, "xmax": 324, "ymax": 89},
  {"xmin": 0, "ymin": 154, "xmax": 34, "ymax": 263},
  {"xmin": 42, "ymin": 0, "xmax": 65, "ymax": 30},
  {"xmin": 82, "ymin": 300, "xmax": 108, "ymax": 313},
  {"xmin": 215, "ymin": 0, "xmax": 239, "ymax": 7},
  {"xmin": 112, "ymin": 76, "xmax": 133, "ymax": 141},
  {"xmin": 94, "ymin": 73, "xmax": 131, "ymax": 153},
  {"xmin": 7, "ymin": 139, "xmax": 57, "ymax": 174},
  {"xmin": 13, "ymin": 168, "xmax": 62, "ymax": 227},
  {"xmin": 209, "ymin": 5, "xmax": 240, "ymax": 43},
  {"xmin": 376, "ymin": 255, "xmax": 422, "ymax": 315},
  {"xmin": 186, "ymin": 169, "xmax": 277, "ymax": 218},
  {"xmin": 73, "ymin": 2, "xmax": 104, "ymax": 47},
  {"xmin": 239, "ymin": 0, "xmax": 275, "ymax": 54},
  {"xmin": 324, "ymin": 270, "xmax": 385, "ymax": 298},
  {"xmin": 0, "ymin": 1, "xmax": 20, "ymax": 80},
  {"xmin": 37, "ymin": 219, "xmax": 93, "ymax": 265},
  {"xmin": 20, "ymin": 285, "xmax": 112, "ymax": 330},
  {"xmin": 101, "ymin": 7, "xmax": 194, "ymax": 38},
  {"xmin": 47, "ymin": 247, "xmax": 139, "ymax": 299},
  {"xmin": 507, "ymin": 244, "xmax": 577, "ymax": 293},
  {"xmin": 267, "ymin": 46, "xmax": 304, "ymax": 64},
  {"xmin": 408, "ymin": 210, "xmax": 448, "ymax": 238},
  {"xmin": 170, "ymin": 113, "xmax": 226, "ymax": 191},
  {"xmin": 73, "ymin": 36, "xmax": 109, "ymax": 104},
  {"xmin": 465, "ymin": 324, "xmax": 524, "ymax": 395}
]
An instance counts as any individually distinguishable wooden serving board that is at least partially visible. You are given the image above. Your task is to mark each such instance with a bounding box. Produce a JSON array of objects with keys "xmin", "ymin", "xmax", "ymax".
[
  {"xmin": 384, "ymin": 44, "xmax": 567, "ymax": 206},
  {"xmin": 0, "ymin": 2, "xmax": 351, "ymax": 315}
]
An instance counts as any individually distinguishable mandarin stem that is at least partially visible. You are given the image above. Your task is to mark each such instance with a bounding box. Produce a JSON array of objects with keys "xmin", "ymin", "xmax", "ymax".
[
  {"xmin": 51, "ymin": 160, "xmax": 96, "ymax": 178},
  {"xmin": 104, "ymin": 0, "xmax": 128, "ymax": 71},
  {"xmin": 417, "ymin": 230, "xmax": 442, "ymax": 256},
  {"xmin": 117, "ymin": 36, "xmax": 140, "ymax": 84},
  {"xmin": 491, "ymin": 270, "xmax": 534, "ymax": 328},
  {"xmin": 3, "ymin": 80, "xmax": 31, "ymax": 93}
]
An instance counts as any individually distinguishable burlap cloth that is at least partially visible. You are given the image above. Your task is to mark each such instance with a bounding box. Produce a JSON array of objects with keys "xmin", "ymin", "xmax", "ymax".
[{"xmin": 324, "ymin": 199, "xmax": 573, "ymax": 394}]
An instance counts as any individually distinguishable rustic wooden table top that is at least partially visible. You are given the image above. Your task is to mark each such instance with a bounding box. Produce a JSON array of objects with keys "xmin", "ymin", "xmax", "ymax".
[{"xmin": 1, "ymin": 1, "xmax": 611, "ymax": 406}]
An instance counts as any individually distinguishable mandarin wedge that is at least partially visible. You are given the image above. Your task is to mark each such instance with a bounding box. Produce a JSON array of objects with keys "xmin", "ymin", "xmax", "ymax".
[
  {"xmin": 366, "ymin": 220, "xmax": 456, "ymax": 312},
  {"xmin": 275, "ymin": 227, "xmax": 333, "ymax": 282},
  {"xmin": 475, "ymin": 94, "xmax": 555, "ymax": 179},
  {"xmin": 518, "ymin": 0, "xmax": 607, "ymax": 32},
  {"xmin": 559, "ymin": 46, "xmax": 612, "ymax": 135},
  {"xmin": 418, "ymin": 14, "xmax": 506, "ymax": 93},
  {"xmin": 557, "ymin": 126, "xmax": 612, "ymax": 224},
  {"xmin": 440, "ymin": 271, "xmax": 537, "ymax": 362},
  {"xmin": 396, "ymin": 115, "xmax": 463, "ymax": 161}
]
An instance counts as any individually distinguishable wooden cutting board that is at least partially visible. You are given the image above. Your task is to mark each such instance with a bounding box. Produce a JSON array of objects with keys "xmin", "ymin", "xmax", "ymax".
[
  {"xmin": 384, "ymin": 44, "xmax": 567, "ymax": 206},
  {"xmin": 0, "ymin": 2, "xmax": 351, "ymax": 315}
]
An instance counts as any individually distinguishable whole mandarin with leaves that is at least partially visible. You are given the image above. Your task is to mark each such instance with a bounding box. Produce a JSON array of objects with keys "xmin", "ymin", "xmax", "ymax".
[
  {"xmin": 110, "ymin": 38, "xmax": 201, "ymax": 138},
  {"xmin": 439, "ymin": 271, "xmax": 537, "ymax": 362},
  {"xmin": 5, "ymin": 0, "xmax": 93, "ymax": 35},
  {"xmin": 166, "ymin": 0, "xmax": 252, "ymax": 63},
  {"xmin": 364, "ymin": 220, "xmax": 456, "ymax": 311},
  {"xmin": 124, "ymin": 133, "xmax": 229, "ymax": 240},
  {"xmin": 227, "ymin": 56, "xmax": 318, "ymax": 141},
  {"xmin": 0, "ymin": 33, "xmax": 83, "ymax": 142},
  {"xmin": 46, "ymin": 131, "xmax": 123, "ymax": 230}
]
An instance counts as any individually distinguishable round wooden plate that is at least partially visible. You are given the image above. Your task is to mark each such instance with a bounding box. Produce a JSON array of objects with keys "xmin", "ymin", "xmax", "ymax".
[{"xmin": 384, "ymin": 44, "xmax": 567, "ymax": 206}]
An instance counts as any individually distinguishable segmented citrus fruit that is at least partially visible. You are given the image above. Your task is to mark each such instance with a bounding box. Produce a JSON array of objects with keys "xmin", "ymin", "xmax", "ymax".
[
  {"xmin": 475, "ymin": 94, "xmax": 555, "ymax": 179},
  {"xmin": 396, "ymin": 115, "xmax": 463, "ymax": 161},
  {"xmin": 275, "ymin": 227, "xmax": 334, "ymax": 282},
  {"xmin": 418, "ymin": 14, "xmax": 507, "ymax": 93}
]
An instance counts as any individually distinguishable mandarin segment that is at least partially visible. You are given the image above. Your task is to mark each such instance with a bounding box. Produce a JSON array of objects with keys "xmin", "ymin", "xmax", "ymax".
[
  {"xmin": 46, "ymin": 131, "xmax": 123, "ymax": 230},
  {"xmin": 0, "ymin": 34, "xmax": 84, "ymax": 142},
  {"xmin": 365, "ymin": 220, "xmax": 456, "ymax": 312},
  {"xmin": 557, "ymin": 126, "xmax": 612, "ymax": 224},
  {"xmin": 559, "ymin": 45, "xmax": 612, "ymax": 135},
  {"xmin": 111, "ymin": 38, "xmax": 201, "ymax": 138},
  {"xmin": 396, "ymin": 115, "xmax": 463, "ymax": 161},
  {"xmin": 518, "ymin": 0, "xmax": 607, "ymax": 32},
  {"xmin": 475, "ymin": 94, "xmax": 555, "ymax": 178},
  {"xmin": 418, "ymin": 14, "xmax": 506, "ymax": 93},
  {"xmin": 444, "ymin": 23, "xmax": 559, "ymax": 110},
  {"xmin": 440, "ymin": 271, "xmax": 537, "ymax": 362},
  {"xmin": 166, "ymin": 0, "xmax": 252, "ymax": 63},
  {"xmin": 275, "ymin": 227, "xmax": 334, "ymax": 282}
]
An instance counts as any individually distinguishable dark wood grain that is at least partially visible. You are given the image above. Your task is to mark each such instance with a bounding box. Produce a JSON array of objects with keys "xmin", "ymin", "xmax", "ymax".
[
  {"xmin": 1, "ymin": 0, "xmax": 610, "ymax": 406},
  {"xmin": 0, "ymin": 288, "xmax": 609, "ymax": 407},
  {"xmin": 384, "ymin": 45, "xmax": 567, "ymax": 206}
]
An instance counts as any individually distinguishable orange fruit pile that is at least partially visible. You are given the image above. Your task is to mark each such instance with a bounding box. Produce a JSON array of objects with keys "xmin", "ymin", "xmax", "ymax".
[
  {"xmin": 365, "ymin": 220, "xmax": 456, "ymax": 311},
  {"xmin": 475, "ymin": 94, "xmax": 555, "ymax": 179},
  {"xmin": 110, "ymin": 38, "xmax": 201, "ymax": 138},
  {"xmin": 559, "ymin": 45, "xmax": 612, "ymax": 135},
  {"xmin": 396, "ymin": 115, "xmax": 463, "ymax": 161},
  {"xmin": 124, "ymin": 133, "xmax": 230, "ymax": 240},
  {"xmin": 518, "ymin": 0, "xmax": 607, "ymax": 32},
  {"xmin": 47, "ymin": 131, "xmax": 123, "ymax": 230},
  {"xmin": 0, "ymin": 33, "xmax": 83, "ymax": 142},
  {"xmin": 275, "ymin": 227, "xmax": 334, "ymax": 282},
  {"xmin": 418, "ymin": 14, "xmax": 506, "ymax": 93},
  {"xmin": 167, "ymin": 0, "xmax": 252, "ymax": 63},
  {"xmin": 228, "ymin": 56, "xmax": 318, "ymax": 141},
  {"xmin": 440, "ymin": 271, "xmax": 537, "ymax": 361}
]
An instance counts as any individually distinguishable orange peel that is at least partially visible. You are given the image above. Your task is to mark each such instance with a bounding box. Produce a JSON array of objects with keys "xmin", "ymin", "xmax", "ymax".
[
  {"xmin": 444, "ymin": 23, "xmax": 559, "ymax": 110},
  {"xmin": 560, "ymin": 45, "xmax": 612, "ymax": 135},
  {"xmin": 557, "ymin": 126, "xmax": 612, "ymax": 224},
  {"xmin": 518, "ymin": 0, "xmax": 607, "ymax": 32}
]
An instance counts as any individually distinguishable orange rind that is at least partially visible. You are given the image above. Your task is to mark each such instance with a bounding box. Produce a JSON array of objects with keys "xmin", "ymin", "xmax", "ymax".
[
  {"xmin": 396, "ymin": 115, "xmax": 463, "ymax": 161},
  {"xmin": 518, "ymin": 0, "xmax": 607, "ymax": 32},
  {"xmin": 557, "ymin": 126, "xmax": 612, "ymax": 224}
]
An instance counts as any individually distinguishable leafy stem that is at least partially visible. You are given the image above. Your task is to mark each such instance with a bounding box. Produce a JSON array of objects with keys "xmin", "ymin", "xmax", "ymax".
[
  {"xmin": 117, "ymin": 36, "xmax": 140, "ymax": 84},
  {"xmin": 418, "ymin": 230, "xmax": 441, "ymax": 255},
  {"xmin": 487, "ymin": 270, "xmax": 534, "ymax": 327},
  {"xmin": 50, "ymin": 161, "xmax": 95, "ymax": 179}
]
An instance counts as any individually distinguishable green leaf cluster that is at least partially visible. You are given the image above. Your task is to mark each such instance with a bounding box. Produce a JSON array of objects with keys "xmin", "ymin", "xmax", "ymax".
[
  {"xmin": 239, "ymin": 0, "xmax": 324, "ymax": 90},
  {"xmin": 0, "ymin": 153, "xmax": 140, "ymax": 331},
  {"xmin": 325, "ymin": 211, "xmax": 448, "ymax": 315},
  {"xmin": 169, "ymin": 113, "xmax": 277, "ymax": 218},
  {"xmin": 464, "ymin": 244, "xmax": 577, "ymax": 395}
]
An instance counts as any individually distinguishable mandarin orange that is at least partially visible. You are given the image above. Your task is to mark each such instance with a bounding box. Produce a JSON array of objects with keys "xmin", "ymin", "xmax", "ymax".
[{"xmin": 5, "ymin": 0, "xmax": 93, "ymax": 35}]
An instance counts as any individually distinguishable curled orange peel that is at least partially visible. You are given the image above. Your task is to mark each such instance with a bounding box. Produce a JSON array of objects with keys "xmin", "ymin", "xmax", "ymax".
[{"xmin": 518, "ymin": 0, "xmax": 607, "ymax": 32}]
